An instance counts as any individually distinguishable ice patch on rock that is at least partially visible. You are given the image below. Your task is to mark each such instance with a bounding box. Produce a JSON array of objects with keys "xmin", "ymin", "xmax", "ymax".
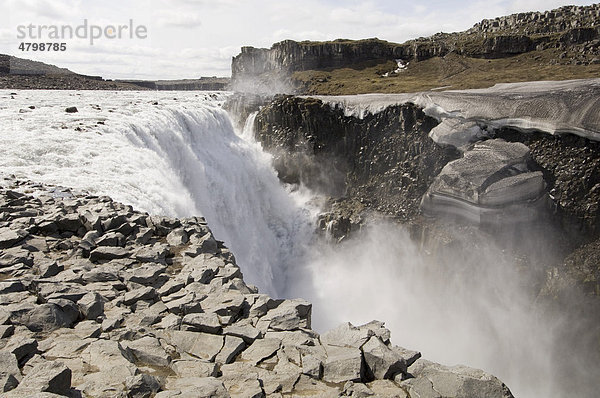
[
  {"xmin": 429, "ymin": 119, "xmax": 489, "ymax": 149},
  {"xmin": 311, "ymin": 78, "xmax": 600, "ymax": 141},
  {"xmin": 420, "ymin": 139, "xmax": 550, "ymax": 225}
]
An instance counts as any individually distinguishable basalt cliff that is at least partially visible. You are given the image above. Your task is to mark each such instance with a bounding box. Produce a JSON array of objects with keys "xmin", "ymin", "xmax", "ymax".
[
  {"xmin": 231, "ymin": 3, "xmax": 600, "ymax": 94},
  {"xmin": 224, "ymin": 77, "xmax": 600, "ymax": 390}
]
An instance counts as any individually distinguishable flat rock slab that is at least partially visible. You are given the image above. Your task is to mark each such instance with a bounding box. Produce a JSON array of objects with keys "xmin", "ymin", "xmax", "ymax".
[
  {"xmin": 89, "ymin": 246, "xmax": 131, "ymax": 262},
  {"xmin": 12, "ymin": 361, "xmax": 71, "ymax": 396},
  {"xmin": 0, "ymin": 229, "xmax": 28, "ymax": 249},
  {"xmin": 240, "ymin": 338, "xmax": 281, "ymax": 365},
  {"xmin": 165, "ymin": 330, "xmax": 224, "ymax": 362},
  {"xmin": 322, "ymin": 345, "xmax": 363, "ymax": 384}
]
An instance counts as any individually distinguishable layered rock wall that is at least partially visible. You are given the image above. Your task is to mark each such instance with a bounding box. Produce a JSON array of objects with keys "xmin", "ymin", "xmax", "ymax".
[
  {"xmin": 470, "ymin": 4, "xmax": 600, "ymax": 35},
  {"xmin": 231, "ymin": 4, "xmax": 600, "ymax": 92},
  {"xmin": 254, "ymin": 96, "xmax": 457, "ymax": 224}
]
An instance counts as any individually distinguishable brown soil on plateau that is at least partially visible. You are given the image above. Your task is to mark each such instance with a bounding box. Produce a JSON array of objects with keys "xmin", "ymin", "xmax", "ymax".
[{"xmin": 293, "ymin": 50, "xmax": 600, "ymax": 95}]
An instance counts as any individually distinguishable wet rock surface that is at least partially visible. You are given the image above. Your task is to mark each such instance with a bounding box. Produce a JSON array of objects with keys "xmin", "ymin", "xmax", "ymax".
[
  {"xmin": 495, "ymin": 128, "xmax": 600, "ymax": 235},
  {"xmin": 254, "ymin": 95, "xmax": 457, "ymax": 226},
  {"xmin": 0, "ymin": 176, "xmax": 514, "ymax": 397}
]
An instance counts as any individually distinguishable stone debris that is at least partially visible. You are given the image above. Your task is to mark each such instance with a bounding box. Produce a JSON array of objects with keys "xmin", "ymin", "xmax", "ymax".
[{"xmin": 0, "ymin": 177, "xmax": 514, "ymax": 397}]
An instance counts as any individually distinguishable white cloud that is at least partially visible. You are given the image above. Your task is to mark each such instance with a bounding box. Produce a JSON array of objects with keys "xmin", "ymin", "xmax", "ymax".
[
  {"xmin": 155, "ymin": 10, "xmax": 202, "ymax": 28},
  {"xmin": 7, "ymin": 0, "xmax": 81, "ymax": 20}
]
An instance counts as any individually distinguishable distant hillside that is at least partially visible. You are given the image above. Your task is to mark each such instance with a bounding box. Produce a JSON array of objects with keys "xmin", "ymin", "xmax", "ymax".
[
  {"xmin": 0, "ymin": 55, "xmax": 230, "ymax": 91},
  {"xmin": 231, "ymin": 3, "xmax": 600, "ymax": 94},
  {"xmin": 0, "ymin": 54, "xmax": 147, "ymax": 90},
  {"xmin": 0, "ymin": 54, "xmax": 77, "ymax": 76},
  {"xmin": 118, "ymin": 77, "xmax": 230, "ymax": 91}
]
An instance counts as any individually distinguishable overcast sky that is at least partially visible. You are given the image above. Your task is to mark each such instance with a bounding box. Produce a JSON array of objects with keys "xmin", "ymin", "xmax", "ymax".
[{"xmin": 1, "ymin": 0, "xmax": 596, "ymax": 80}]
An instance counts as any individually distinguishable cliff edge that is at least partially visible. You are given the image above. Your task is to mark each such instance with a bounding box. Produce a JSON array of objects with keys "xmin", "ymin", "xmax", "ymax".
[
  {"xmin": 231, "ymin": 3, "xmax": 600, "ymax": 94},
  {"xmin": 0, "ymin": 176, "xmax": 514, "ymax": 397}
]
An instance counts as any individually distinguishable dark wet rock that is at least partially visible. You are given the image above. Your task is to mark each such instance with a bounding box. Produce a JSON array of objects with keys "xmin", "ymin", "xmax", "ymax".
[{"xmin": 254, "ymin": 96, "xmax": 452, "ymax": 223}]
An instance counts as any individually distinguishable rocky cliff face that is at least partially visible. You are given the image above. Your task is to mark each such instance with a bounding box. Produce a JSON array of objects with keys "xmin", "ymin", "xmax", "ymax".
[
  {"xmin": 470, "ymin": 4, "xmax": 600, "ymax": 35},
  {"xmin": 231, "ymin": 4, "xmax": 600, "ymax": 93},
  {"xmin": 248, "ymin": 93, "xmax": 600, "ymax": 308},
  {"xmin": 0, "ymin": 176, "xmax": 515, "ymax": 397},
  {"xmin": 254, "ymin": 96, "xmax": 457, "ymax": 228}
]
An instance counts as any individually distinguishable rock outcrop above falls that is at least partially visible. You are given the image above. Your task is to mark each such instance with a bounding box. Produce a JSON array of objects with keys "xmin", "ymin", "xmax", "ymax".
[
  {"xmin": 231, "ymin": 4, "xmax": 600, "ymax": 93},
  {"xmin": 307, "ymin": 79, "xmax": 600, "ymax": 234},
  {"xmin": 0, "ymin": 177, "xmax": 514, "ymax": 397},
  {"xmin": 254, "ymin": 95, "xmax": 457, "ymax": 225}
]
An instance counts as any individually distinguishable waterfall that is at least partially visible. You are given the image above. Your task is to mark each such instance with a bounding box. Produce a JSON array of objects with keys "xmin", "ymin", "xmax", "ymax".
[
  {"xmin": 0, "ymin": 91, "xmax": 314, "ymax": 296},
  {"xmin": 1, "ymin": 90, "xmax": 596, "ymax": 398}
]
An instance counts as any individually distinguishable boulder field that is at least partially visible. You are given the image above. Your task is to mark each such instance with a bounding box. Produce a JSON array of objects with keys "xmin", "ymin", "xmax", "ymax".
[{"xmin": 0, "ymin": 176, "xmax": 513, "ymax": 397}]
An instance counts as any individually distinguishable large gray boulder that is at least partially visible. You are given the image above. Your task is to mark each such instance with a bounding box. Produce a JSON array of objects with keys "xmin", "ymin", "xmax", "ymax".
[
  {"xmin": 256, "ymin": 298, "xmax": 311, "ymax": 331},
  {"xmin": 12, "ymin": 361, "xmax": 71, "ymax": 395},
  {"xmin": 322, "ymin": 345, "xmax": 363, "ymax": 384},
  {"xmin": 421, "ymin": 139, "xmax": 549, "ymax": 225},
  {"xmin": 125, "ymin": 373, "xmax": 161, "ymax": 398},
  {"xmin": 0, "ymin": 351, "xmax": 20, "ymax": 392},
  {"xmin": 362, "ymin": 336, "xmax": 407, "ymax": 380},
  {"xmin": 0, "ymin": 229, "xmax": 28, "ymax": 249},
  {"xmin": 320, "ymin": 322, "xmax": 373, "ymax": 348},
  {"xmin": 122, "ymin": 336, "xmax": 171, "ymax": 367},
  {"xmin": 159, "ymin": 376, "xmax": 229, "ymax": 397},
  {"xmin": 164, "ymin": 330, "xmax": 224, "ymax": 362}
]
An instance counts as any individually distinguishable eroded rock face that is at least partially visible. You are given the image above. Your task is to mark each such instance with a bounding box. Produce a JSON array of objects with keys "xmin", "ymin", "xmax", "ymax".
[
  {"xmin": 254, "ymin": 96, "xmax": 455, "ymax": 224},
  {"xmin": 0, "ymin": 176, "xmax": 514, "ymax": 397}
]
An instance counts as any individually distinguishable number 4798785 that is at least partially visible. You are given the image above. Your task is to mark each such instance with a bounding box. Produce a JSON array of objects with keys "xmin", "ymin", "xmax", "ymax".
[{"xmin": 18, "ymin": 43, "xmax": 67, "ymax": 51}]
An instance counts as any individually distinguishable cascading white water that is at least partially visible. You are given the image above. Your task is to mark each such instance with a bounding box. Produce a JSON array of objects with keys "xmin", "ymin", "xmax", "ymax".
[
  {"xmin": 0, "ymin": 90, "xmax": 595, "ymax": 398},
  {"xmin": 0, "ymin": 90, "xmax": 313, "ymax": 296}
]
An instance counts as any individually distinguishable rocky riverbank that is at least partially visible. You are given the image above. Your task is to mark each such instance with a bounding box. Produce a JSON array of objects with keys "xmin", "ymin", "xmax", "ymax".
[{"xmin": 0, "ymin": 176, "xmax": 514, "ymax": 397}]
